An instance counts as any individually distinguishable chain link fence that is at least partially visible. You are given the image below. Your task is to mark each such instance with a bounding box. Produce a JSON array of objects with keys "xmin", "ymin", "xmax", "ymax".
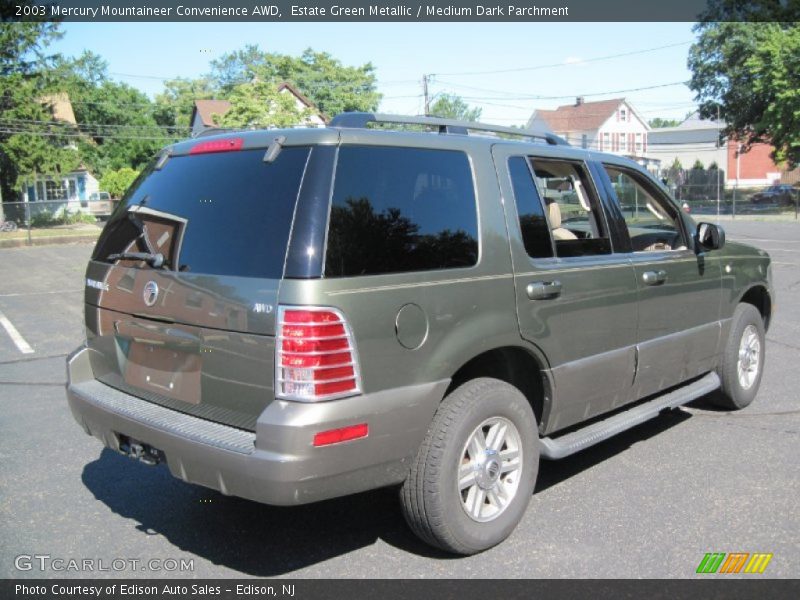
[
  {"xmin": 0, "ymin": 200, "xmax": 108, "ymax": 244},
  {"xmin": 661, "ymin": 167, "xmax": 799, "ymax": 219},
  {"xmin": 667, "ymin": 183, "xmax": 799, "ymax": 219}
]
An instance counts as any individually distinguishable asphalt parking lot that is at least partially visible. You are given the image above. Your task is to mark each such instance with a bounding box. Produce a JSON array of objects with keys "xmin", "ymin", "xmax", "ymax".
[{"xmin": 0, "ymin": 220, "xmax": 798, "ymax": 579}]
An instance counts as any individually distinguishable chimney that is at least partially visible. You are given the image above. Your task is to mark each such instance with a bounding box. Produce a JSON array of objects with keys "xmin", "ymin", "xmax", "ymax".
[{"xmin": 576, "ymin": 96, "xmax": 584, "ymax": 106}]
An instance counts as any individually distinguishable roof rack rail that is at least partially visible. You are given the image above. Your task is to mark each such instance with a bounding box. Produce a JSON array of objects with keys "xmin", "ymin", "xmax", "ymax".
[
  {"xmin": 192, "ymin": 127, "xmax": 241, "ymax": 139},
  {"xmin": 328, "ymin": 112, "xmax": 569, "ymax": 146}
]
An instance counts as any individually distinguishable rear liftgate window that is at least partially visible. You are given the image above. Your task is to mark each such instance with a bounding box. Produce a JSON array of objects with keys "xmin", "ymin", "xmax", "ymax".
[
  {"xmin": 325, "ymin": 146, "xmax": 479, "ymax": 277},
  {"xmin": 93, "ymin": 146, "xmax": 311, "ymax": 278}
]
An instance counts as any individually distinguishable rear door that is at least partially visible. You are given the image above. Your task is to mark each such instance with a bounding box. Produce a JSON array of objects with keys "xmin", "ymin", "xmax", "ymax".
[
  {"xmin": 85, "ymin": 141, "xmax": 313, "ymax": 430},
  {"xmin": 493, "ymin": 145, "xmax": 639, "ymax": 434},
  {"xmin": 596, "ymin": 161, "xmax": 723, "ymax": 399}
]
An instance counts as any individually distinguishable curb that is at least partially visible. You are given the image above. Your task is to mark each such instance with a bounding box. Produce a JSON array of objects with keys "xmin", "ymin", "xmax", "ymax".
[{"xmin": 0, "ymin": 234, "xmax": 99, "ymax": 249}]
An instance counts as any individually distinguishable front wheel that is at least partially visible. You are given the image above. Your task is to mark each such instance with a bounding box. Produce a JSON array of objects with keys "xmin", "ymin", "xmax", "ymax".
[
  {"xmin": 400, "ymin": 378, "xmax": 539, "ymax": 555},
  {"xmin": 712, "ymin": 303, "xmax": 766, "ymax": 410}
]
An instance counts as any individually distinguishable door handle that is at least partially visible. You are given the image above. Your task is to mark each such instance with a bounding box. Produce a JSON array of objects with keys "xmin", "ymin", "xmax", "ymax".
[
  {"xmin": 526, "ymin": 280, "xmax": 562, "ymax": 300},
  {"xmin": 642, "ymin": 270, "xmax": 667, "ymax": 286}
]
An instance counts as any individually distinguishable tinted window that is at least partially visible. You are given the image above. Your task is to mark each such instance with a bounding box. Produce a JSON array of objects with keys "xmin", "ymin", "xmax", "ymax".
[
  {"xmin": 325, "ymin": 146, "xmax": 478, "ymax": 277},
  {"xmin": 508, "ymin": 156, "xmax": 553, "ymax": 259},
  {"xmin": 93, "ymin": 147, "xmax": 310, "ymax": 279}
]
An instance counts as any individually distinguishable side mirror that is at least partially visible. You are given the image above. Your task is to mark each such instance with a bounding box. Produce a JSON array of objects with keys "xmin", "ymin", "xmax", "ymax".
[{"xmin": 696, "ymin": 222, "xmax": 726, "ymax": 251}]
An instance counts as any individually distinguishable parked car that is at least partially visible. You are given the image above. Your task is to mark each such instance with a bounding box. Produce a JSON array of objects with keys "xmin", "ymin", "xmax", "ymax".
[
  {"xmin": 81, "ymin": 191, "xmax": 114, "ymax": 218},
  {"xmin": 750, "ymin": 184, "xmax": 796, "ymax": 205},
  {"xmin": 66, "ymin": 113, "xmax": 773, "ymax": 555}
]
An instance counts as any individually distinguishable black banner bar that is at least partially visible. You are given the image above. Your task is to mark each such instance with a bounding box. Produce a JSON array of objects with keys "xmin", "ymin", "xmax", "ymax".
[
  {"xmin": 4, "ymin": 0, "xmax": 795, "ymax": 23},
  {"xmin": 3, "ymin": 579, "xmax": 800, "ymax": 600}
]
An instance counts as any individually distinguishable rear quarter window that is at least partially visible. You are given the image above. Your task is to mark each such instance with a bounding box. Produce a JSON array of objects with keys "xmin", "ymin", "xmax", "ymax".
[{"xmin": 324, "ymin": 146, "xmax": 478, "ymax": 277}]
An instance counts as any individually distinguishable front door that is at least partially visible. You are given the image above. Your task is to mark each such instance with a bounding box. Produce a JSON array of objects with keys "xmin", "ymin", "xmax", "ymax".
[{"xmin": 598, "ymin": 163, "xmax": 723, "ymax": 399}]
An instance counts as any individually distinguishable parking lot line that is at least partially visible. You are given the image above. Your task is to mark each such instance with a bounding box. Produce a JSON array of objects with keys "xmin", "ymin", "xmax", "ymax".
[{"xmin": 0, "ymin": 309, "xmax": 34, "ymax": 354}]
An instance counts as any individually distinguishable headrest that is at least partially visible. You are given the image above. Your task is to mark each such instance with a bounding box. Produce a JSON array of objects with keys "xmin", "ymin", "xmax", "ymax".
[{"xmin": 548, "ymin": 201, "xmax": 562, "ymax": 229}]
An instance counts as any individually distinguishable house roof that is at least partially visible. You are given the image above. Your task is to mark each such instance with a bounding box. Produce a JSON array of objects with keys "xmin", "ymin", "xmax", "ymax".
[
  {"xmin": 192, "ymin": 99, "xmax": 233, "ymax": 127},
  {"xmin": 192, "ymin": 82, "xmax": 324, "ymax": 127},
  {"xmin": 530, "ymin": 98, "xmax": 625, "ymax": 133},
  {"xmin": 648, "ymin": 112, "xmax": 725, "ymax": 145},
  {"xmin": 40, "ymin": 92, "xmax": 77, "ymax": 125}
]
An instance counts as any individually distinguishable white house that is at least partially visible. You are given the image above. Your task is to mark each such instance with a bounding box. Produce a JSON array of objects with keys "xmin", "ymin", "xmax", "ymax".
[
  {"xmin": 190, "ymin": 82, "xmax": 326, "ymax": 137},
  {"xmin": 528, "ymin": 97, "xmax": 652, "ymax": 165},
  {"xmin": 21, "ymin": 93, "xmax": 101, "ymax": 204}
]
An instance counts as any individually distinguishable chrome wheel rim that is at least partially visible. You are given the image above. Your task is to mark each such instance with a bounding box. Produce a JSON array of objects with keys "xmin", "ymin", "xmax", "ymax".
[
  {"xmin": 737, "ymin": 324, "xmax": 761, "ymax": 390},
  {"xmin": 458, "ymin": 417, "xmax": 522, "ymax": 523}
]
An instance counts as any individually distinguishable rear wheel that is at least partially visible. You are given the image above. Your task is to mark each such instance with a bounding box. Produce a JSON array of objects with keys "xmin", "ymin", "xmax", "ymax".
[
  {"xmin": 712, "ymin": 303, "xmax": 766, "ymax": 410},
  {"xmin": 400, "ymin": 378, "xmax": 539, "ymax": 555}
]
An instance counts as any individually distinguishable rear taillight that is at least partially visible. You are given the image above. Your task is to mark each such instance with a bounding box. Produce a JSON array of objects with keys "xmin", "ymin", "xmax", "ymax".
[
  {"xmin": 276, "ymin": 306, "xmax": 362, "ymax": 401},
  {"xmin": 189, "ymin": 137, "xmax": 244, "ymax": 155}
]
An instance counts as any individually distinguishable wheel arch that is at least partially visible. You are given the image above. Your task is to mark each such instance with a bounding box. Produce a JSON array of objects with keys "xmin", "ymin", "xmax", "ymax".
[
  {"xmin": 445, "ymin": 344, "xmax": 552, "ymax": 433},
  {"xmin": 738, "ymin": 284, "xmax": 772, "ymax": 330}
]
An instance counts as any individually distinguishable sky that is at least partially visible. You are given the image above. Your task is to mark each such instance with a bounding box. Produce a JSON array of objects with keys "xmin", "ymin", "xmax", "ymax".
[{"xmin": 49, "ymin": 22, "xmax": 699, "ymax": 126}]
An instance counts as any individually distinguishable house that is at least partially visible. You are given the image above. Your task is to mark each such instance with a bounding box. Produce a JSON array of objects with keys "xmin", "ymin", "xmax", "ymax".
[
  {"xmin": 528, "ymin": 97, "xmax": 653, "ymax": 166},
  {"xmin": 648, "ymin": 113, "xmax": 783, "ymax": 187},
  {"xmin": 190, "ymin": 82, "xmax": 326, "ymax": 137},
  {"xmin": 21, "ymin": 93, "xmax": 100, "ymax": 204}
]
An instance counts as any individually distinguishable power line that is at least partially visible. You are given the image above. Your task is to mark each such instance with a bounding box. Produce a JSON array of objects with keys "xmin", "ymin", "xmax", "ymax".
[
  {"xmin": 432, "ymin": 41, "xmax": 692, "ymax": 77},
  {"xmin": 443, "ymin": 81, "xmax": 689, "ymax": 102},
  {"xmin": 3, "ymin": 117, "xmax": 189, "ymax": 132}
]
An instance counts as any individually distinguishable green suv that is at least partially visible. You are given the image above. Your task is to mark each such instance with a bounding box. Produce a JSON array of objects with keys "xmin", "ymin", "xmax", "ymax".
[{"xmin": 66, "ymin": 113, "xmax": 773, "ymax": 555}]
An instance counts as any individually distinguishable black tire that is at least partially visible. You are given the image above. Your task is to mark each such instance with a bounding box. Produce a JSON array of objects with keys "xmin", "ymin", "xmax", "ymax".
[
  {"xmin": 400, "ymin": 378, "xmax": 539, "ymax": 555},
  {"xmin": 712, "ymin": 303, "xmax": 766, "ymax": 410}
]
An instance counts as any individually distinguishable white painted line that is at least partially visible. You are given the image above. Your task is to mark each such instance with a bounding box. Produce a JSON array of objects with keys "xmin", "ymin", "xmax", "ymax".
[{"xmin": 0, "ymin": 309, "xmax": 34, "ymax": 354}]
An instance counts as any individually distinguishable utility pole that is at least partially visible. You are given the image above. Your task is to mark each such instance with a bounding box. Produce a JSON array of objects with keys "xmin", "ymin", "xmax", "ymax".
[
  {"xmin": 716, "ymin": 104, "xmax": 721, "ymax": 221},
  {"xmin": 422, "ymin": 74, "xmax": 430, "ymax": 116}
]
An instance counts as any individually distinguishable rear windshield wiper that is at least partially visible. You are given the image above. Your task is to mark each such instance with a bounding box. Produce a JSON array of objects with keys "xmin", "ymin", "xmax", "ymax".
[{"xmin": 106, "ymin": 251, "xmax": 166, "ymax": 269}]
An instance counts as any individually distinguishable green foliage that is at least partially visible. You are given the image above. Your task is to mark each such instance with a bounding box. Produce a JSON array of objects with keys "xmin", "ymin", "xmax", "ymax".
[
  {"xmin": 100, "ymin": 167, "xmax": 139, "ymax": 198},
  {"xmin": 209, "ymin": 46, "xmax": 381, "ymax": 117},
  {"xmin": 0, "ymin": 22, "xmax": 79, "ymax": 199},
  {"xmin": 31, "ymin": 207, "xmax": 96, "ymax": 227},
  {"xmin": 692, "ymin": 159, "xmax": 705, "ymax": 170},
  {"xmin": 55, "ymin": 53, "xmax": 174, "ymax": 174},
  {"xmin": 689, "ymin": 17, "xmax": 800, "ymax": 166},
  {"xmin": 648, "ymin": 117, "xmax": 681, "ymax": 128},
  {"xmin": 154, "ymin": 77, "xmax": 215, "ymax": 129},
  {"xmin": 429, "ymin": 94, "xmax": 482, "ymax": 122},
  {"xmin": 213, "ymin": 81, "xmax": 312, "ymax": 129}
]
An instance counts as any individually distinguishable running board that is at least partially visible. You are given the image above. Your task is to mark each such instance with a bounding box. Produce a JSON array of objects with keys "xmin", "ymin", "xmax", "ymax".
[{"xmin": 539, "ymin": 372, "xmax": 720, "ymax": 460}]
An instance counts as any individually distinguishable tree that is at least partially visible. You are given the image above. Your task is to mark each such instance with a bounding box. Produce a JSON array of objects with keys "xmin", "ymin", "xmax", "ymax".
[
  {"xmin": 689, "ymin": 13, "xmax": 800, "ymax": 166},
  {"xmin": 209, "ymin": 46, "xmax": 381, "ymax": 117},
  {"xmin": 0, "ymin": 22, "xmax": 80, "ymax": 201},
  {"xmin": 52, "ymin": 52, "xmax": 175, "ymax": 175},
  {"xmin": 100, "ymin": 167, "xmax": 139, "ymax": 198},
  {"xmin": 154, "ymin": 77, "xmax": 215, "ymax": 129},
  {"xmin": 648, "ymin": 117, "xmax": 681, "ymax": 129},
  {"xmin": 213, "ymin": 81, "xmax": 311, "ymax": 129},
  {"xmin": 429, "ymin": 94, "xmax": 482, "ymax": 121}
]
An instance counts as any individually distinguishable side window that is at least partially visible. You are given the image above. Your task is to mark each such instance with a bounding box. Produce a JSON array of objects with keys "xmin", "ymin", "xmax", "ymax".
[
  {"xmin": 604, "ymin": 165, "xmax": 687, "ymax": 252},
  {"xmin": 530, "ymin": 158, "xmax": 611, "ymax": 257},
  {"xmin": 508, "ymin": 156, "xmax": 554, "ymax": 259},
  {"xmin": 325, "ymin": 146, "xmax": 478, "ymax": 277}
]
